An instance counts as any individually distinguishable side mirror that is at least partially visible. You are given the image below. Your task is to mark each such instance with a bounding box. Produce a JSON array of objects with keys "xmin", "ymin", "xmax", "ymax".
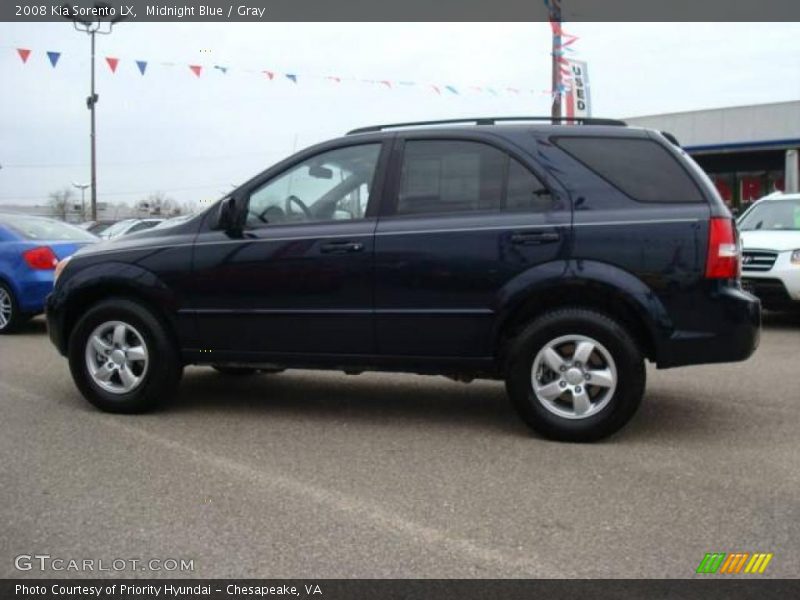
[{"xmin": 216, "ymin": 196, "xmax": 242, "ymax": 234}]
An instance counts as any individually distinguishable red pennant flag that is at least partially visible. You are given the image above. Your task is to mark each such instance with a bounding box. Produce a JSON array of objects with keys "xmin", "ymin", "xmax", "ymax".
[
  {"xmin": 262, "ymin": 70, "xmax": 274, "ymax": 80},
  {"xmin": 326, "ymin": 76, "xmax": 341, "ymax": 83},
  {"xmin": 17, "ymin": 48, "xmax": 31, "ymax": 63},
  {"xmin": 380, "ymin": 80, "xmax": 391, "ymax": 88},
  {"xmin": 431, "ymin": 85, "xmax": 441, "ymax": 95},
  {"xmin": 189, "ymin": 65, "xmax": 202, "ymax": 78},
  {"xmin": 106, "ymin": 57, "xmax": 119, "ymax": 73}
]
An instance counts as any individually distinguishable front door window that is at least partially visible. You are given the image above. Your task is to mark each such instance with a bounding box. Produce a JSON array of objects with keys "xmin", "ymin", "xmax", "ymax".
[{"xmin": 247, "ymin": 144, "xmax": 382, "ymax": 227}]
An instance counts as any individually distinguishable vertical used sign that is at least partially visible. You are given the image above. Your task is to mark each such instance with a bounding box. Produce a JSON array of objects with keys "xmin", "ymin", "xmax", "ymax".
[{"xmin": 565, "ymin": 60, "xmax": 591, "ymax": 119}]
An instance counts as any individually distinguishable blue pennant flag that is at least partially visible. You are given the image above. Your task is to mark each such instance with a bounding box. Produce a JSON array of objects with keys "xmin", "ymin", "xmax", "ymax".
[
  {"xmin": 135, "ymin": 60, "xmax": 147, "ymax": 75},
  {"xmin": 445, "ymin": 85, "xmax": 459, "ymax": 95},
  {"xmin": 46, "ymin": 51, "xmax": 61, "ymax": 68},
  {"xmin": 285, "ymin": 73, "xmax": 297, "ymax": 83},
  {"xmin": 214, "ymin": 65, "xmax": 228, "ymax": 74}
]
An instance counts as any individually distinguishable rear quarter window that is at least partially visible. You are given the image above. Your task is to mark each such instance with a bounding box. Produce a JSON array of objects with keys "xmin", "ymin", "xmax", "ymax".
[{"xmin": 553, "ymin": 136, "xmax": 705, "ymax": 203}]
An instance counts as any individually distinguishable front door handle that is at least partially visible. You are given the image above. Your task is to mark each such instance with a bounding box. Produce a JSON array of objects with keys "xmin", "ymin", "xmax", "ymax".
[
  {"xmin": 320, "ymin": 240, "xmax": 365, "ymax": 254},
  {"xmin": 511, "ymin": 231, "xmax": 561, "ymax": 245}
]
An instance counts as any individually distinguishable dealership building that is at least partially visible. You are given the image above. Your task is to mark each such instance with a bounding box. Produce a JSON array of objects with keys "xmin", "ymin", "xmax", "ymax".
[{"xmin": 627, "ymin": 100, "xmax": 800, "ymax": 210}]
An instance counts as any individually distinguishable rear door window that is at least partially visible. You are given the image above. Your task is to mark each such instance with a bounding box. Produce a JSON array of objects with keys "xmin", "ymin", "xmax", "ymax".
[
  {"xmin": 396, "ymin": 140, "xmax": 554, "ymax": 216},
  {"xmin": 554, "ymin": 136, "xmax": 705, "ymax": 203}
]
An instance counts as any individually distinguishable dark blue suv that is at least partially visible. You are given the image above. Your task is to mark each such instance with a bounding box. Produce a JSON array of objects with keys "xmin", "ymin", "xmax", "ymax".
[{"xmin": 46, "ymin": 117, "xmax": 760, "ymax": 441}]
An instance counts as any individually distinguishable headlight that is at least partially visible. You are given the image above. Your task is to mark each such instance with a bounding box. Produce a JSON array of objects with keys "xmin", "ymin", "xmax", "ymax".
[
  {"xmin": 54, "ymin": 256, "xmax": 72, "ymax": 283},
  {"xmin": 792, "ymin": 250, "xmax": 800, "ymax": 265}
]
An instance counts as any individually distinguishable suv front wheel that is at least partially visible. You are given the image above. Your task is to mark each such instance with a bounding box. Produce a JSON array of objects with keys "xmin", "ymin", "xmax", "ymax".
[
  {"xmin": 68, "ymin": 299, "xmax": 182, "ymax": 413},
  {"xmin": 505, "ymin": 308, "xmax": 645, "ymax": 442}
]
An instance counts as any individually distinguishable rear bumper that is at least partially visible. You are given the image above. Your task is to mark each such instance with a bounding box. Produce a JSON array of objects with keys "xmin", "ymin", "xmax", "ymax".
[
  {"xmin": 657, "ymin": 286, "xmax": 761, "ymax": 368},
  {"xmin": 13, "ymin": 272, "xmax": 54, "ymax": 314}
]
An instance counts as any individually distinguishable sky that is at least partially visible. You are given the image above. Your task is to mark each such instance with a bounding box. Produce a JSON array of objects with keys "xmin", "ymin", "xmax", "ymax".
[{"xmin": 0, "ymin": 22, "xmax": 799, "ymax": 208}]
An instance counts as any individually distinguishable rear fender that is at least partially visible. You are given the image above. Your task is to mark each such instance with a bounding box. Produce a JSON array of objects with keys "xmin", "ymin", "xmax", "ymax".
[{"xmin": 493, "ymin": 259, "xmax": 673, "ymax": 360}]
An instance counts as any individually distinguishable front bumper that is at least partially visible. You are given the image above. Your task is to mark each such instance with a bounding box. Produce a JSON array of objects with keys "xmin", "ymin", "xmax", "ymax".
[
  {"xmin": 741, "ymin": 253, "xmax": 800, "ymax": 308},
  {"xmin": 657, "ymin": 286, "xmax": 761, "ymax": 368},
  {"xmin": 45, "ymin": 293, "xmax": 67, "ymax": 356}
]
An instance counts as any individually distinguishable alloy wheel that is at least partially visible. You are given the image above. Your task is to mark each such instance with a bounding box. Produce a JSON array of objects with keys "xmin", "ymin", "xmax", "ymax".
[
  {"xmin": 84, "ymin": 320, "xmax": 149, "ymax": 394},
  {"xmin": 531, "ymin": 334, "xmax": 617, "ymax": 420},
  {"xmin": 0, "ymin": 287, "xmax": 12, "ymax": 330}
]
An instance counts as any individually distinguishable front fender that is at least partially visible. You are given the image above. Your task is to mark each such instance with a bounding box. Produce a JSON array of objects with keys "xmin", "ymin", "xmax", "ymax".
[
  {"xmin": 50, "ymin": 261, "xmax": 175, "ymax": 313},
  {"xmin": 47, "ymin": 261, "xmax": 179, "ymax": 355}
]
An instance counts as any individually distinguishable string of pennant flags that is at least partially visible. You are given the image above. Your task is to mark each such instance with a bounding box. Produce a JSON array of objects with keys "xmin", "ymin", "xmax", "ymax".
[
  {"xmin": 9, "ymin": 43, "xmax": 582, "ymax": 98},
  {"xmin": 544, "ymin": 0, "xmax": 582, "ymax": 99}
]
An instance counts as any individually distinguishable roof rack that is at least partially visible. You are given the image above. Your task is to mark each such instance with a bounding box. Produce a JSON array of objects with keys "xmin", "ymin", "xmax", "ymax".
[{"xmin": 347, "ymin": 116, "xmax": 627, "ymax": 135}]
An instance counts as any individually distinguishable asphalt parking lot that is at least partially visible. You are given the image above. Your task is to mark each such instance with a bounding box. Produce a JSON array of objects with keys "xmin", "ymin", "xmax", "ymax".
[{"xmin": 1, "ymin": 313, "xmax": 799, "ymax": 579}]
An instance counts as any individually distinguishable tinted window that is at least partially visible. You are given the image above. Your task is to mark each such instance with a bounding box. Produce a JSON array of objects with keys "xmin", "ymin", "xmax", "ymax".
[
  {"xmin": 506, "ymin": 157, "xmax": 555, "ymax": 212},
  {"xmin": 397, "ymin": 141, "xmax": 552, "ymax": 216},
  {"xmin": 554, "ymin": 137, "xmax": 705, "ymax": 203},
  {"xmin": 248, "ymin": 144, "xmax": 381, "ymax": 227},
  {"xmin": 1, "ymin": 215, "xmax": 97, "ymax": 241}
]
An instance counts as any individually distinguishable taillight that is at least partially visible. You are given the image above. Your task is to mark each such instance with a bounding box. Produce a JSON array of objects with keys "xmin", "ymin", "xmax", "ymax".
[
  {"xmin": 705, "ymin": 217, "xmax": 740, "ymax": 279},
  {"xmin": 22, "ymin": 246, "xmax": 58, "ymax": 270}
]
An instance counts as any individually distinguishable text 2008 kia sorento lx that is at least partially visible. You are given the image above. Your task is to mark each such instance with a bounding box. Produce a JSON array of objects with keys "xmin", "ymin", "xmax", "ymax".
[{"xmin": 46, "ymin": 117, "xmax": 760, "ymax": 442}]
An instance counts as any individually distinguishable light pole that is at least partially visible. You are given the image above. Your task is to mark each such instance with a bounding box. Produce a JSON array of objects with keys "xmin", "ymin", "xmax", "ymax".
[
  {"xmin": 72, "ymin": 181, "xmax": 90, "ymax": 220},
  {"xmin": 62, "ymin": 2, "xmax": 125, "ymax": 221}
]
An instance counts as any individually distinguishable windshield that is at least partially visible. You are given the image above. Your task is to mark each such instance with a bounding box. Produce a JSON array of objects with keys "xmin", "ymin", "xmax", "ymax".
[
  {"xmin": 2, "ymin": 215, "xmax": 98, "ymax": 241},
  {"xmin": 738, "ymin": 200, "xmax": 800, "ymax": 231},
  {"xmin": 152, "ymin": 215, "xmax": 191, "ymax": 229},
  {"xmin": 100, "ymin": 220, "xmax": 136, "ymax": 238}
]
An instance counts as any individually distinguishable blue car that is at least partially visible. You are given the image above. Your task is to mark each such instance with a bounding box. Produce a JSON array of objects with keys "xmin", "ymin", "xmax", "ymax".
[{"xmin": 0, "ymin": 213, "xmax": 97, "ymax": 333}]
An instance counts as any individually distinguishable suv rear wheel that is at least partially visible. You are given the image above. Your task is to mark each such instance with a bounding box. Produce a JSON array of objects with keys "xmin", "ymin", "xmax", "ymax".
[
  {"xmin": 505, "ymin": 308, "xmax": 645, "ymax": 442},
  {"xmin": 68, "ymin": 299, "xmax": 182, "ymax": 413}
]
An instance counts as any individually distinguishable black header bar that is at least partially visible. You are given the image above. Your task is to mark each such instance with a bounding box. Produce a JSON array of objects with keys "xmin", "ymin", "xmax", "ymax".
[{"xmin": 4, "ymin": 0, "xmax": 800, "ymax": 22}]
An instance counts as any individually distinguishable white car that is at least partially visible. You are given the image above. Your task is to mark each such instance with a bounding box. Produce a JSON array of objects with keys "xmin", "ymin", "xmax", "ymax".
[
  {"xmin": 738, "ymin": 193, "xmax": 800, "ymax": 310},
  {"xmin": 98, "ymin": 218, "xmax": 164, "ymax": 240}
]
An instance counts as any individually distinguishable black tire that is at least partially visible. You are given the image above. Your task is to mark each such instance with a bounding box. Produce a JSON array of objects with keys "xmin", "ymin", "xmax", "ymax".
[
  {"xmin": 0, "ymin": 281, "xmax": 24, "ymax": 334},
  {"xmin": 67, "ymin": 298, "xmax": 182, "ymax": 413},
  {"xmin": 505, "ymin": 308, "xmax": 646, "ymax": 442},
  {"xmin": 211, "ymin": 365, "xmax": 258, "ymax": 376}
]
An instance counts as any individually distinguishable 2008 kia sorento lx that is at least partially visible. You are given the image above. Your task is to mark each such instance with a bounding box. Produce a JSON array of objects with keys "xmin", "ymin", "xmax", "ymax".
[{"xmin": 46, "ymin": 117, "xmax": 760, "ymax": 442}]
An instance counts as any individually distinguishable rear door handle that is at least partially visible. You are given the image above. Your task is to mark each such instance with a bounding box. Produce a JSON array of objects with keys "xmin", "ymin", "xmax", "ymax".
[
  {"xmin": 511, "ymin": 231, "xmax": 561, "ymax": 245},
  {"xmin": 320, "ymin": 240, "xmax": 365, "ymax": 254}
]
